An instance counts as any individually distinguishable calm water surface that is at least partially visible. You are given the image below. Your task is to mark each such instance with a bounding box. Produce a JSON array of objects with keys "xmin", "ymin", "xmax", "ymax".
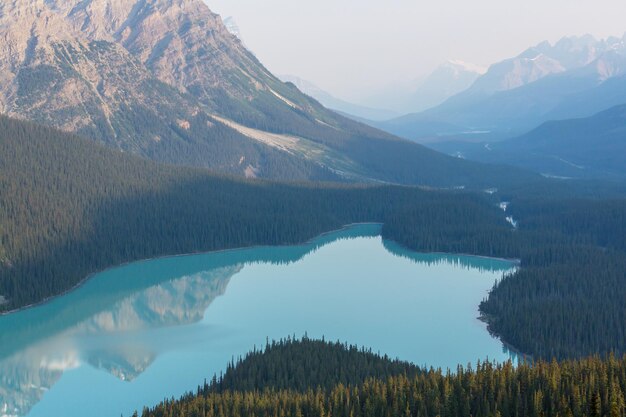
[{"xmin": 0, "ymin": 224, "xmax": 517, "ymax": 417}]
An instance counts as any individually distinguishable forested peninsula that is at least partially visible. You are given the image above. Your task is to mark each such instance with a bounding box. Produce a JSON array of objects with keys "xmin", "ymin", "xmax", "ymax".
[{"xmin": 138, "ymin": 338, "xmax": 626, "ymax": 417}]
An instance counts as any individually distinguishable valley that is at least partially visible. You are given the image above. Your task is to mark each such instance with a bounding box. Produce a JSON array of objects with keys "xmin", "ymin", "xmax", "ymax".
[
  {"xmin": 0, "ymin": 115, "xmax": 523, "ymax": 312},
  {"xmin": 430, "ymin": 105, "xmax": 626, "ymax": 179},
  {"xmin": 1, "ymin": 1, "xmax": 626, "ymax": 416}
]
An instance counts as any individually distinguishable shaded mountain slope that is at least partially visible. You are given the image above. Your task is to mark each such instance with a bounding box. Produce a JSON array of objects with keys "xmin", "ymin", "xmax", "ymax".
[
  {"xmin": 431, "ymin": 105, "xmax": 626, "ymax": 179},
  {"xmin": 0, "ymin": 115, "xmax": 520, "ymax": 310}
]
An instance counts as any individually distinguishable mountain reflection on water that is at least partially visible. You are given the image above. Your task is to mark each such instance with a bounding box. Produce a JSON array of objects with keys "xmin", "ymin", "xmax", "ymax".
[
  {"xmin": 0, "ymin": 267, "xmax": 238, "ymax": 416},
  {"xmin": 0, "ymin": 224, "xmax": 515, "ymax": 417},
  {"xmin": 382, "ymin": 240, "xmax": 518, "ymax": 272}
]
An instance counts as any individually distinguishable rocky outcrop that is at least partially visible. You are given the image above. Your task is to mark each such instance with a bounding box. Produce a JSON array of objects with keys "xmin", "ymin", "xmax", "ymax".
[{"xmin": 43, "ymin": 0, "xmax": 325, "ymax": 126}]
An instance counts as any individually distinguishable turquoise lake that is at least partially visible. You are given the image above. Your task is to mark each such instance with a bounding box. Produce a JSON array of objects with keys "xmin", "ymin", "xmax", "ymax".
[{"xmin": 0, "ymin": 224, "xmax": 518, "ymax": 417}]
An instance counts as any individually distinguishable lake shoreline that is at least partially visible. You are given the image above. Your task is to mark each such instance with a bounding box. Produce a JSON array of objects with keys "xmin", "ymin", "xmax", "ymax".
[
  {"xmin": 0, "ymin": 223, "xmax": 380, "ymax": 316},
  {"xmin": 0, "ymin": 222, "xmax": 519, "ymax": 317},
  {"xmin": 1, "ymin": 228, "xmax": 525, "ymax": 417},
  {"xmin": 380, "ymin": 234, "xmax": 522, "ymax": 266},
  {"xmin": 478, "ymin": 314, "xmax": 532, "ymax": 362}
]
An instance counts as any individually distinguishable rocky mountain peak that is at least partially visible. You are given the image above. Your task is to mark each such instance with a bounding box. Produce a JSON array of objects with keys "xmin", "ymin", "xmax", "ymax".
[
  {"xmin": 44, "ymin": 0, "xmax": 270, "ymax": 105},
  {"xmin": 223, "ymin": 16, "xmax": 243, "ymax": 41},
  {"xmin": 0, "ymin": 0, "xmax": 84, "ymax": 112},
  {"xmin": 464, "ymin": 34, "xmax": 626, "ymax": 95},
  {"xmin": 46, "ymin": 0, "xmax": 222, "ymax": 41},
  {"xmin": 1, "ymin": 0, "xmax": 79, "ymax": 45}
]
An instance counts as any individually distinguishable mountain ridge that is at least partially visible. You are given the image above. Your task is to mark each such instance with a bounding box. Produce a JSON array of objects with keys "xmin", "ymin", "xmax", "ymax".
[
  {"xmin": 0, "ymin": 0, "xmax": 539, "ymax": 188},
  {"xmin": 402, "ymin": 60, "xmax": 486, "ymax": 113},
  {"xmin": 375, "ymin": 34, "xmax": 626, "ymax": 142},
  {"xmin": 429, "ymin": 104, "xmax": 626, "ymax": 179},
  {"xmin": 279, "ymin": 74, "xmax": 399, "ymax": 121}
]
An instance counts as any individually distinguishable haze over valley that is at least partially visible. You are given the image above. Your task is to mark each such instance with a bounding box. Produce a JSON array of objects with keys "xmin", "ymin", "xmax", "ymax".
[{"xmin": 1, "ymin": 1, "xmax": 625, "ymax": 417}]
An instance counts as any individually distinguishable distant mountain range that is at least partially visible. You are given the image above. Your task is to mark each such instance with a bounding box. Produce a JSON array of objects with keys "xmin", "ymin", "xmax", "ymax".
[
  {"xmin": 279, "ymin": 75, "xmax": 400, "ymax": 121},
  {"xmin": 376, "ymin": 34, "xmax": 626, "ymax": 142},
  {"xmin": 0, "ymin": 0, "xmax": 537, "ymax": 188},
  {"xmin": 400, "ymin": 60, "xmax": 486, "ymax": 113},
  {"xmin": 281, "ymin": 60, "xmax": 485, "ymax": 121},
  {"xmin": 430, "ymin": 104, "xmax": 626, "ymax": 179},
  {"xmin": 354, "ymin": 60, "xmax": 485, "ymax": 115}
]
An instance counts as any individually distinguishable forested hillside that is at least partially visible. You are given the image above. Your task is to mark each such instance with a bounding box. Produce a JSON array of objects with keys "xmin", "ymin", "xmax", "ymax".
[
  {"xmin": 0, "ymin": 116, "xmax": 512, "ymax": 311},
  {"xmin": 480, "ymin": 198, "xmax": 626, "ymax": 359},
  {"xmin": 430, "ymin": 105, "xmax": 626, "ymax": 179},
  {"xmin": 139, "ymin": 338, "xmax": 626, "ymax": 417},
  {"xmin": 213, "ymin": 338, "xmax": 423, "ymax": 393},
  {"xmin": 384, "ymin": 193, "xmax": 626, "ymax": 359}
]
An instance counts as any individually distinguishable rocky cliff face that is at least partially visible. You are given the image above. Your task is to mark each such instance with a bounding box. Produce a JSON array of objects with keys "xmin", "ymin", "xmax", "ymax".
[
  {"xmin": 0, "ymin": 0, "xmax": 193, "ymax": 144},
  {"xmin": 47, "ymin": 0, "xmax": 264, "ymax": 99},
  {"xmin": 42, "ymin": 0, "xmax": 332, "ymax": 133}
]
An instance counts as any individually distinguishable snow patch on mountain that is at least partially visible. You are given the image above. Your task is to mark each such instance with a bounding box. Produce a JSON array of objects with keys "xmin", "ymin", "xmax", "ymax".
[
  {"xmin": 445, "ymin": 60, "xmax": 487, "ymax": 75},
  {"xmin": 223, "ymin": 16, "xmax": 243, "ymax": 41}
]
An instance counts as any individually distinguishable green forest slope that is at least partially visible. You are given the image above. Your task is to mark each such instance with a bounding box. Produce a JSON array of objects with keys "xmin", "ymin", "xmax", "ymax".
[
  {"xmin": 139, "ymin": 338, "xmax": 626, "ymax": 417},
  {"xmin": 0, "ymin": 116, "xmax": 510, "ymax": 311},
  {"xmin": 2, "ymin": 116, "xmax": 626, "ymax": 363}
]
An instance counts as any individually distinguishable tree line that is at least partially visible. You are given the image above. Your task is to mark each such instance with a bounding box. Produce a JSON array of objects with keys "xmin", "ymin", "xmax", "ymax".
[
  {"xmin": 480, "ymin": 197, "xmax": 626, "ymax": 359},
  {"xmin": 137, "ymin": 338, "xmax": 626, "ymax": 417},
  {"xmin": 384, "ymin": 191, "xmax": 626, "ymax": 359},
  {"xmin": 2, "ymin": 114, "xmax": 626, "ymax": 362},
  {"xmin": 0, "ymin": 115, "xmax": 510, "ymax": 311}
]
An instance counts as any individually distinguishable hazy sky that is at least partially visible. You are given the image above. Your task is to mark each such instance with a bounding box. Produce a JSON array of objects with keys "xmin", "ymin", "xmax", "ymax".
[{"xmin": 206, "ymin": 0, "xmax": 626, "ymax": 103}]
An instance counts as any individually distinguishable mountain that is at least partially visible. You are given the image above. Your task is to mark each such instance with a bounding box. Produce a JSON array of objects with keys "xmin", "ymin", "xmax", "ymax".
[
  {"xmin": 466, "ymin": 35, "xmax": 601, "ymax": 95},
  {"xmin": 0, "ymin": 0, "xmax": 336, "ymax": 181},
  {"xmin": 353, "ymin": 60, "xmax": 484, "ymax": 115},
  {"xmin": 377, "ymin": 34, "xmax": 626, "ymax": 142},
  {"xmin": 430, "ymin": 104, "xmax": 626, "ymax": 179},
  {"xmin": 223, "ymin": 16, "xmax": 243, "ymax": 41},
  {"xmin": 279, "ymin": 75, "xmax": 399, "ymax": 121},
  {"xmin": 0, "ymin": 0, "xmax": 535, "ymax": 188},
  {"xmin": 401, "ymin": 60, "xmax": 486, "ymax": 113}
]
